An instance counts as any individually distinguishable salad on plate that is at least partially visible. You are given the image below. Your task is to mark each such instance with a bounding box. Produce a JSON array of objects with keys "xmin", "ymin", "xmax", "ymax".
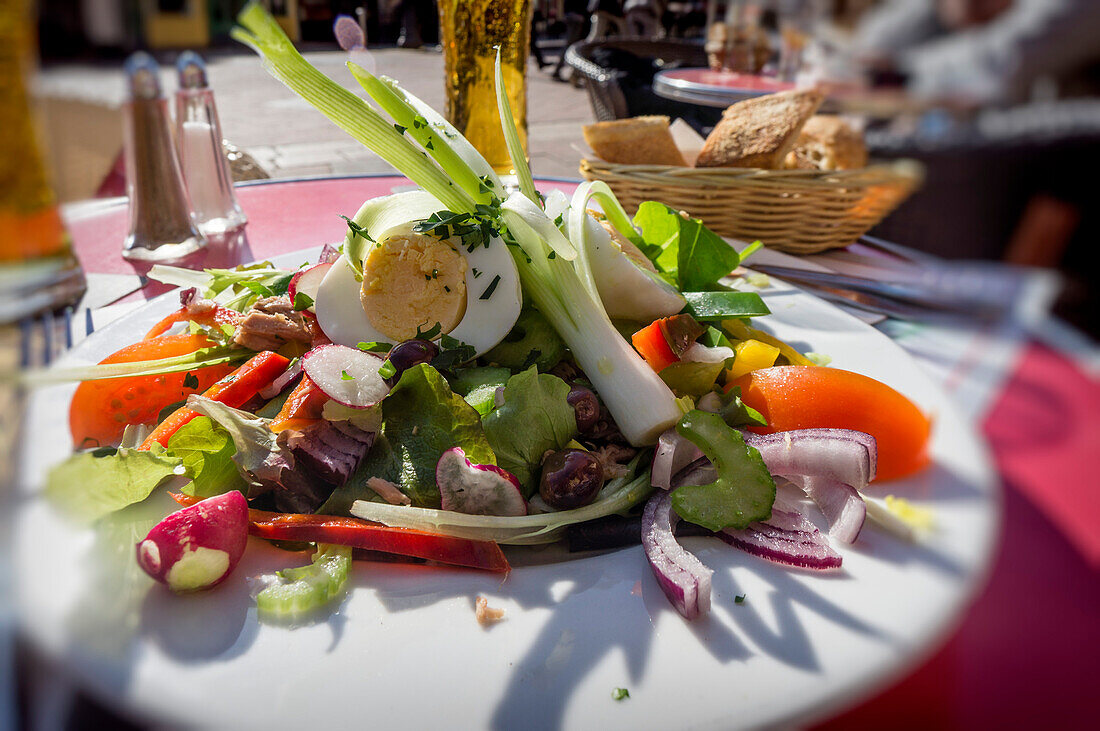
[{"xmin": 36, "ymin": 3, "xmax": 934, "ymax": 624}]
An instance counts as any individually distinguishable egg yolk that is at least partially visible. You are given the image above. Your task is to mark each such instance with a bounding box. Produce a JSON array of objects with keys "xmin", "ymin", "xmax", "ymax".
[{"xmin": 360, "ymin": 233, "xmax": 468, "ymax": 341}]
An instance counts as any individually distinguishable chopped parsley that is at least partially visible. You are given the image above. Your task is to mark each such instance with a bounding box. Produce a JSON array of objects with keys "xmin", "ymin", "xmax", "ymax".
[
  {"xmin": 430, "ymin": 334, "xmax": 476, "ymax": 371},
  {"xmin": 378, "ymin": 360, "xmax": 397, "ymax": 380},
  {"xmin": 735, "ymin": 594, "xmax": 746, "ymax": 604},
  {"xmin": 416, "ymin": 322, "xmax": 443, "ymax": 340},
  {"xmin": 480, "ymin": 274, "xmax": 501, "ymax": 300},
  {"xmin": 182, "ymin": 372, "xmax": 199, "ymax": 390},
  {"xmin": 393, "ymin": 123, "xmax": 406, "ymax": 135},
  {"xmin": 357, "ymin": 341, "xmax": 391, "ymax": 354},
  {"xmin": 340, "ymin": 370, "xmax": 354, "ymax": 381},
  {"xmin": 612, "ymin": 688, "xmax": 630, "ymax": 701},
  {"xmin": 340, "ymin": 215, "xmax": 374, "ymax": 242}
]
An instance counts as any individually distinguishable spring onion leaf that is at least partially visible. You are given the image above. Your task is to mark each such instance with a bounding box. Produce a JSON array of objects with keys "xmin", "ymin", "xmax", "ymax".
[{"xmin": 493, "ymin": 47, "xmax": 536, "ymax": 202}]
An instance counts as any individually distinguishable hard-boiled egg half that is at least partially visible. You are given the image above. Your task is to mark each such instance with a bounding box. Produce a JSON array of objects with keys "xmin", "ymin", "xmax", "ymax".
[{"xmin": 315, "ymin": 191, "xmax": 522, "ymax": 355}]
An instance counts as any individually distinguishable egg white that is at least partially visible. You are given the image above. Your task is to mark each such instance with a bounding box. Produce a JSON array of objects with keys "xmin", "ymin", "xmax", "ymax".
[{"xmin": 314, "ymin": 192, "xmax": 522, "ymax": 356}]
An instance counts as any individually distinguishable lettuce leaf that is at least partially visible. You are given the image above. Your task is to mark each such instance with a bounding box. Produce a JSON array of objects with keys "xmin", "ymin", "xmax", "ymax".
[
  {"xmin": 165, "ymin": 416, "xmax": 249, "ymax": 499},
  {"xmin": 45, "ymin": 446, "xmax": 186, "ymax": 523},
  {"xmin": 321, "ymin": 364, "xmax": 495, "ymax": 512},
  {"xmin": 632, "ymin": 202, "xmax": 743, "ymax": 292},
  {"xmin": 482, "ymin": 366, "xmax": 577, "ymax": 494}
]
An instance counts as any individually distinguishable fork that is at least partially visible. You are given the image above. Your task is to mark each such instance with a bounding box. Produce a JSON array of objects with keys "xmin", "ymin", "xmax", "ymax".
[{"xmin": 17, "ymin": 306, "xmax": 96, "ymax": 369}]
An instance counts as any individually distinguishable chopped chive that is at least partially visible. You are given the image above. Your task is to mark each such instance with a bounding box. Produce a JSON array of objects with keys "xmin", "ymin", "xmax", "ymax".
[
  {"xmin": 612, "ymin": 688, "xmax": 629, "ymax": 701},
  {"xmin": 182, "ymin": 372, "xmax": 199, "ymax": 390},
  {"xmin": 378, "ymin": 360, "xmax": 397, "ymax": 380},
  {"xmin": 340, "ymin": 370, "xmax": 354, "ymax": 381},
  {"xmin": 735, "ymin": 594, "xmax": 746, "ymax": 604},
  {"xmin": 480, "ymin": 274, "xmax": 501, "ymax": 300}
]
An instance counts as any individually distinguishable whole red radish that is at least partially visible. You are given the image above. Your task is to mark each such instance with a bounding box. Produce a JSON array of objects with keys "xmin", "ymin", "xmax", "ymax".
[{"xmin": 136, "ymin": 491, "xmax": 249, "ymax": 592}]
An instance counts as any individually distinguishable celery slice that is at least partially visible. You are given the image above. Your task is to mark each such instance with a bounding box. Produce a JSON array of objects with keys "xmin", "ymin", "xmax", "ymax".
[{"xmin": 256, "ymin": 544, "xmax": 352, "ymax": 620}]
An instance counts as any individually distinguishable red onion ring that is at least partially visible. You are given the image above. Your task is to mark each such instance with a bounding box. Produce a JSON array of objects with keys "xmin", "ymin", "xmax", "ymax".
[
  {"xmin": 651, "ymin": 429, "xmax": 704, "ymax": 490},
  {"xmin": 789, "ymin": 475, "xmax": 866, "ymax": 544},
  {"xmin": 641, "ymin": 490, "xmax": 712, "ymax": 620},
  {"xmin": 258, "ymin": 358, "xmax": 303, "ymax": 400},
  {"xmin": 741, "ymin": 428, "xmax": 877, "ymax": 488},
  {"xmin": 719, "ymin": 509, "xmax": 842, "ymax": 570}
]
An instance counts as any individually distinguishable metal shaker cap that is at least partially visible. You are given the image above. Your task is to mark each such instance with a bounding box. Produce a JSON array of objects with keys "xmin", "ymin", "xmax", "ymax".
[
  {"xmin": 124, "ymin": 51, "xmax": 162, "ymax": 100},
  {"xmin": 177, "ymin": 51, "xmax": 209, "ymax": 89}
]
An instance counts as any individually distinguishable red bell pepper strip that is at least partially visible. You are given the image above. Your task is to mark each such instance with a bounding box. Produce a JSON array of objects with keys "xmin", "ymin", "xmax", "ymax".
[
  {"xmin": 144, "ymin": 303, "xmax": 242, "ymax": 340},
  {"xmin": 270, "ymin": 375, "xmax": 330, "ymax": 433},
  {"xmin": 139, "ymin": 351, "xmax": 291, "ymax": 450},
  {"xmin": 632, "ymin": 320, "xmax": 679, "ymax": 372},
  {"xmin": 170, "ymin": 493, "xmax": 510, "ymax": 573}
]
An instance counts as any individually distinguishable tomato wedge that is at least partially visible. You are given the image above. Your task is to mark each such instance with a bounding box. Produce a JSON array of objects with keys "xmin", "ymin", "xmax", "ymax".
[
  {"xmin": 170, "ymin": 494, "xmax": 510, "ymax": 572},
  {"xmin": 69, "ymin": 334, "xmax": 234, "ymax": 448},
  {"xmin": 729, "ymin": 366, "xmax": 932, "ymax": 481},
  {"xmin": 139, "ymin": 351, "xmax": 291, "ymax": 449}
]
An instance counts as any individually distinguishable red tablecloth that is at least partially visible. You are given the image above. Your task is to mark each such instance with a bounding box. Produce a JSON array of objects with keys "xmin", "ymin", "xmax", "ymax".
[{"xmin": 64, "ymin": 175, "xmax": 1100, "ymax": 726}]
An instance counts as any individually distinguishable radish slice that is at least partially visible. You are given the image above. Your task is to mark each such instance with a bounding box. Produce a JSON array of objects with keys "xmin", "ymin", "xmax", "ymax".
[
  {"xmin": 288, "ymin": 262, "xmax": 333, "ymax": 307},
  {"xmin": 641, "ymin": 489, "xmax": 712, "ymax": 620},
  {"xmin": 301, "ymin": 344, "xmax": 389, "ymax": 408},
  {"xmin": 436, "ymin": 447, "xmax": 526, "ymax": 516}
]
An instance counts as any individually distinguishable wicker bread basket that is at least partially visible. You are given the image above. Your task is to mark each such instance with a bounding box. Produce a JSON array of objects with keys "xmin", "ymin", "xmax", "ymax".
[{"xmin": 579, "ymin": 159, "xmax": 923, "ymax": 255}]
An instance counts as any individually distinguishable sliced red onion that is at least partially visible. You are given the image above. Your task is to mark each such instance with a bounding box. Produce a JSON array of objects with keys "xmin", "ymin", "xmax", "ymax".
[
  {"xmin": 788, "ymin": 475, "xmax": 866, "ymax": 544},
  {"xmin": 641, "ymin": 490, "xmax": 712, "ymax": 620},
  {"xmin": 651, "ymin": 429, "xmax": 705, "ymax": 490},
  {"xmin": 719, "ymin": 509, "xmax": 842, "ymax": 570},
  {"xmin": 259, "ymin": 358, "xmax": 303, "ymax": 400},
  {"xmin": 741, "ymin": 428, "xmax": 877, "ymax": 488},
  {"xmin": 317, "ymin": 243, "xmax": 341, "ymax": 264}
]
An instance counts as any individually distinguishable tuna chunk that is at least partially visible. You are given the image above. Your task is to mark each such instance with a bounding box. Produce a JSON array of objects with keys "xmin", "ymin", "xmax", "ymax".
[{"xmin": 233, "ymin": 295, "xmax": 313, "ymax": 352}]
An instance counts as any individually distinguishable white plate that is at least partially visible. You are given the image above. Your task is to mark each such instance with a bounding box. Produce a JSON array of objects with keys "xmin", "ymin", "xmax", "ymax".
[{"xmin": 14, "ymin": 251, "xmax": 999, "ymax": 730}]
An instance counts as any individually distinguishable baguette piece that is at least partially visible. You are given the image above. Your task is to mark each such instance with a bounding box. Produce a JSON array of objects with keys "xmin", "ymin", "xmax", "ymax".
[
  {"xmin": 695, "ymin": 89, "xmax": 824, "ymax": 169},
  {"xmin": 783, "ymin": 115, "xmax": 868, "ymax": 171},
  {"xmin": 583, "ymin": 116, "xmax": 687, "ymax": 167}
]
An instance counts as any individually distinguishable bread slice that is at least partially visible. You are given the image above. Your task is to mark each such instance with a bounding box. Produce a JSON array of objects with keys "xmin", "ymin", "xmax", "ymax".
[
  {"xmin": 694, "ymin": 89, "xmax": 824, "ymax": 169},
  {"xmin": 784, "ymin": 115, "xmax": 868, "ymax": 171},
  {"xmin": 583, "ymin": 116, "xmax": 687, "ymax": 167}
]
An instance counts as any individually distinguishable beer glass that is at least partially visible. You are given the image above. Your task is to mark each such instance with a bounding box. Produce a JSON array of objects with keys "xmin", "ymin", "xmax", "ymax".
[
  {"xmin": 438, "ymin": 0, "xmax": 530, "ymax": 175},
  {"xmin": 0, "ymin": 0, "xmax": 86, "ymax": 323}
]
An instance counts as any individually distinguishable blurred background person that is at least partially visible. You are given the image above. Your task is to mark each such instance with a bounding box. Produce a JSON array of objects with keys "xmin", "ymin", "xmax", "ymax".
[{"xmin": 855, "ymin": 0, "xmax": 1100, "ymax": 104}]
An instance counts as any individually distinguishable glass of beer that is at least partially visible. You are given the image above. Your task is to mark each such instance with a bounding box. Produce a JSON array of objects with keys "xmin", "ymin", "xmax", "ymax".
[
  {"xmin": 438, "ymin": 0, "xmax": 530, "ymax": 175},
  {"xmin": 0, "ymin": 0, "xmax": 86, "ymax": 323}
]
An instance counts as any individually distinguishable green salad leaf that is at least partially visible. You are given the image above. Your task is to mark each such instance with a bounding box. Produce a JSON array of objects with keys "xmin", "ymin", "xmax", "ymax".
[
  {"xmin": 321, "ymin": 364, "xmax": 495, "ymax": 512},
  {"xmin": 632, "ymin": 202, "xmax": 744, "ymax": 292},
  {"xmin": 671, "ymin": 410, "xmax": 775, "ymax": 531},
  {"xmin": 682, "ymin": 290, "xmax": 770, "ymax": 320},
  {"xmin": 482, "ymin": 366, "xmax": 577, "ymax": 493},
  {"xmin": 449, "ymin": 365, "xmax": 511, "ymax": 416},
  {"xmin": 45, "ymin": 446, "xmax": 185, "ymax": 523},
  {"xmin": 165, "ymin": 416, "xmax": 248, "ymax": 499}
]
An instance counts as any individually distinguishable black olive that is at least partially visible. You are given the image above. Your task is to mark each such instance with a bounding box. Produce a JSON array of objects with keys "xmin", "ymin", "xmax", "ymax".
[
  {"xmin": 566, "ymin": 385, "xmax": 599, "ymax": 432},
  {"xmin": 539, "ymin": 449, "xmax": 604, "ymax": 510},
  {"xmin": 384, "ymin": 338, "xmax": 439, "ymax": 386}
]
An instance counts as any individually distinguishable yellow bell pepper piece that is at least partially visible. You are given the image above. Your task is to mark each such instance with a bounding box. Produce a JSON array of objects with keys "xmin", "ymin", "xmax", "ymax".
[
  {"xmin": 726, "ymin": 339, "xmax": 781, "ymax": 380},
  {"xmin": 721, "ymin": 319, "xmax": 815, "ymax": 367}
]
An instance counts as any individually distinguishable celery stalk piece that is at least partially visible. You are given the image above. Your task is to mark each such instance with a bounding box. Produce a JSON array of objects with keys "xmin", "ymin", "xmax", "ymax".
[
  {"xmin": 347, "ymin": 65, "xmax": 498, "ymax": 205},
  {"xmin": 18, "ymin": 346, "xmax": 251, "ymax": 386},
  {"xmin": 493, "ymin": 48, "xmax": 537, "ymax": 203},
  {"xmin": 351, "ymin": 467, "xmax": 654, "ymax": 545},
  {"xmin": 255, "ymin": 544, "xmax": 352, "ymax": 621},
  {"xmin": 231, "ymin": 4, "xmax": 474, "ymax": 214},
  {"xmin": 502, "ymin": 197, "xmax": 682, "ymax": 446}
]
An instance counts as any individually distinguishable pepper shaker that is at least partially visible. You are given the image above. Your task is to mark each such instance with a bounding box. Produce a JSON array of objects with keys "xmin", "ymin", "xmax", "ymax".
[
  {"xmin": 121, "ymin": 52, "xmax": 206, "ymax": 262},
  {"xmin": 175, "ymin": 51, "xmax": 247, "ymax": 237}
]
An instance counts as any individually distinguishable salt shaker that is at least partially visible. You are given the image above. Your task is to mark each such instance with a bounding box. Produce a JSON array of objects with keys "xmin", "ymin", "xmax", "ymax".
[
  {"xmin": 121, "ymin": 52, "xmax": 206, "ymax": 262},
  {"xmin": 175, "ymin": 52, "xmax": 247, "ymax": 237}
]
